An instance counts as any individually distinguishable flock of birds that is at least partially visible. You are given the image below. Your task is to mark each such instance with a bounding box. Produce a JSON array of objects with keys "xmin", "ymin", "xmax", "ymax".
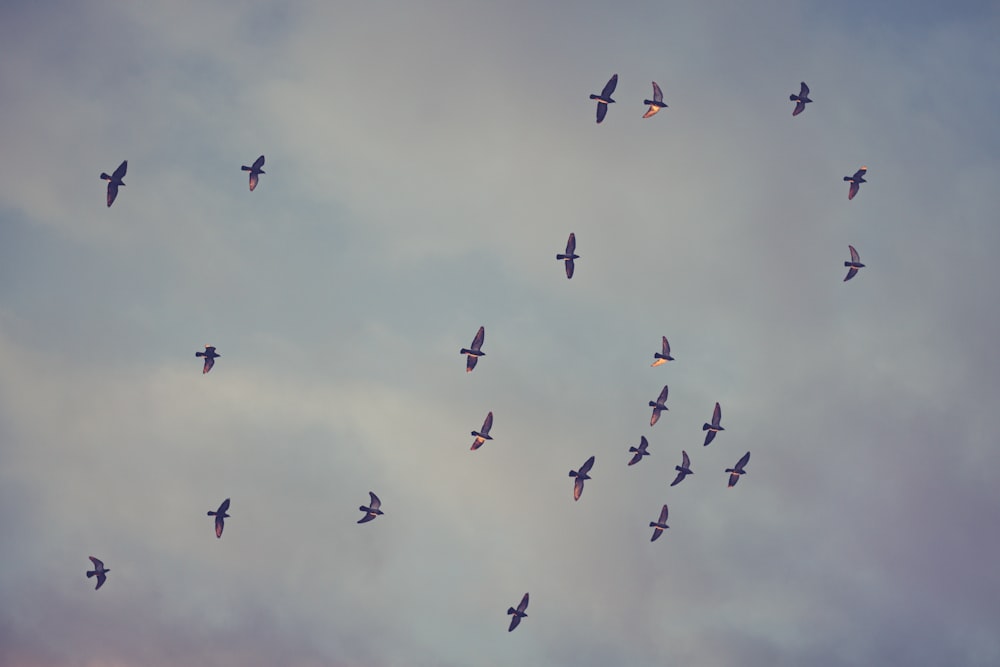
[{"xmin": 85, "ymin": 74, "xmax": 870, "ymax": 636}]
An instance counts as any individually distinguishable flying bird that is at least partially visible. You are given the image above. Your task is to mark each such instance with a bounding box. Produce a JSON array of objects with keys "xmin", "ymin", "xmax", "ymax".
[
  {"xmin": 196, "ymin": 346, "xmax": 220, "ymax": 374},
  {"xmin": 726, "ymin": 451, "xmax": 751, "ymax": 487},
  {"xmin": 642, "ymin": 81, "xmax": 667, "ymax": 118},
  {"xmin": 651, "ymin": 336, "xmax": 675, "ymax": 367},
  {"xmin": 844, "ymin": 245, "xmax": 865, "ymax": 282},
  {"xmin": 590, "ymin": 73, "xmax": 618, "ymax": 123},
  {"xmin": 358, "ymin": 492, "xmax": 384, "ymax": 523},
  {"xmin": 649, "ymin": 385, "xmax": 669, "ymax": 426},
  {"xmin": 844, "ymin": 166, "xmax": 868, "ymax": 200},
  {"xmin": 460, "ymin": 326, "xmax": 486, "ymax": 372},
  {"xmin": 703, "ymin": 402, "xmax": 725, "ymax": 446},
  {"xmin": 207, "ymin": 497, "xmax": 231, "ymax": 538},
  {"xmin": 471, "ymin": 411, "xmax": 494, "ymax": 450},
  {"xmin": 627, "ymin": 436, "xmax": 650, "ymax": 466},
  {"xmin": 670, "ymin": 450, "xmax": 693, "ymax": 487},
  {"xmin": 649, "ymin": 504, "xmax": 669, "ymax": 542},
  {"xmin": 507, "ymin": 592, "xmax": 529, "ymax": 632},
  {"xmin": 241, "ymin": 155, "xmax": 266, "ymax": 191},
  {"xmin": 86, "ymin": 556, "xmax": 109, "ymax": 590},
  {"xmin": 100, "ymin": 160, "xmax": 127, "ymax": 207},
  {"xmin": 556, "ymin": 233, "xmax": 579, "ymax": 279},
  {"xmin": 569, "ymin": 455, "xmax": 595, "ymax": 501},
  {"xmin": 790, "ymin": 81, "xmax": 812, "ymax": 116}
]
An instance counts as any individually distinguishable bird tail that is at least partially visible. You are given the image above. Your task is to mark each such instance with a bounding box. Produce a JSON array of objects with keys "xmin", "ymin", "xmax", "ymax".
[
  {"xmin": 86, "ymin": 571, "xmax": 95, "ymax": 578},
  {"xmin": 241, "ymin": 165, "xmax": 251, "ymax": 171},
  {"xmin": 790, "ymin": 94, "xmax": 799, "ymax": 102},
  {"xmin": 459, "ymin": 348, "xmax": 471, "ymax": 355},
  {"xmin": 725, "ymin": 468, "xmax": 735, "ymax": 473},
  {"xmin": 196, "ymin": 352, "xmax": 205, "ymax": 358},
  {"xmin": 207, "ymin": 511, "xmax": 216, "ymax": 516},
  {"xmin": 556, "ymin": 254, "xmax": 566, "ymax": 260},
  {"xmin": 628, "ymin": 447, "xmax": 638, "ymax": 453},
  {"xmin": 100, "ymin": 173, "xmax": 111, "ymax": 180},
  {"xmin": 569, "ymin": 471, "xmax": 578, "ymax": 478},
  {"xmin": 507, "ymin": 607, "xmax": 516, "ymax": 615},
  {"xmin": 702, "ymin": 423, "xmax": 710, "ymax": 430},
  {"xmin": 589, "ymin": 94, "xmax": 599, "ymax": 100}
]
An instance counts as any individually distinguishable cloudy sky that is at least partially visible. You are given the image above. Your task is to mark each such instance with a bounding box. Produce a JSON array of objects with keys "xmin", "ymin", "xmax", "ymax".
[{"xmin": 1, "ymin": 1, "xmax": 999, "ymax": 665}]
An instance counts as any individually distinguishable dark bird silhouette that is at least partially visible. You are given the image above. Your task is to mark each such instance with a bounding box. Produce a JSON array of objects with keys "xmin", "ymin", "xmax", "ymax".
[
  {"xmin": 556, "ymin": 233, "xmax": 579, "ymax": 279},
  {"xmin": 844, "ymin": 245, "xmax": 865, "ymax": 281},
  {"xmin": 196, "ymin": 346, "xmax": 220, "ymax": 374},
  {"xmin": 844, "ymin": 166, "xmax": 868, "ymax": 200},
  {"xmin": 241, "ymin": 155, "xmax": 265, "ymax": 191},
  {"xmin": 86, "ymin": 556, "xmax": 109, "ymax": 590},
  {"xmin": 590, "ymin": 74, "xmax": 618, "ymax": 123},
  {"xmin": 790, "ymin": 82, "xmax": 812, "ymax": 116},
  {"xmin": 569, "ymin": 455, "xmax": 595, "ymax": 501},
  {"xmin": 460, "ymin": 326, "xmax": 486, "ymax": 372},
  {"xmin": 207, "ymin": 497, "xmax": 230, "ymax": 538},
  {"xmin": 649, "ymin": 385, "xmax": 669, "ymax": 426},
  {"xmin": 358, "ymin": 491, "xmax": 383, "ymax": 523},
  {"xmin": 703, "ymin": 402, "xmax": 724, "ymax": 446},
  {"xmin": 100, "ymin": 160, "xmax": 127, "ymax": 207},
  {"xmin": 642, "ymin": 81, "xmax": 667, "ymax": 118},
  {"xmin": 649, "ymin": 504, "xmax": 669, "ymax": 541},
  {"xmin": 670, "ymin": 450, "xmax": 693, "ymax": 487},
  {"xmin": 726, "ymin": 451, "xmax": 751, "ymax": 487},
  {"xmin": 507, "ymin": 592, "xmax": 529, "ymax": 632},
  {"xmin": 651, "ymin": 336, "xmax": 674, "ymax": 367},
  {"xmin": 471, "ymin": 411, "xmax": 494, "ymax": 451},
  {"xmin": 627, "ymin": 436, "xmax": 650, "ymax": 466}
]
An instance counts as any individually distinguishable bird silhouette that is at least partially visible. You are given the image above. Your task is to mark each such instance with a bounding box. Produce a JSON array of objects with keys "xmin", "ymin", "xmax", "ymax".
[
  {"xmin": 471, "ymin": 411, "xmax": 494, "ymax": 450},
  {"xmin": 556, "ymin": 233, "xmax": 579, "ymax": 279},
  {"xmin": 642, "ymin": 81, "xmax": 667, "ymax": 118},
  {"xmin": 207, "ymin": 497, "xmax": 230, "ymax": 538},
  {"xmin": 507, "ymin": 592, "xmax": 529, "ymax": 631},
  {"xmin": 358, "ymin": 492, "xmax": 384, "ymax": 523},
  {"xmin": 649, "ymin": 385, "xmax": 669, "ymax": 426},
  {"xmin": 569, "ymin": 455, "xmax": 595, "ymax": 501},
  {"xmin": 100, "ymin": 160, "xmax": 127, "ymax": 207},
  {"xmin": 790, "ymin": 81, "xmax": 812, "ymax": 116},
  {"xmin": 844, "ymin": 166, "xmax": 867, "ymax": 200},
  {"xmin": 670, "ymin": 450, "xmax": 693, "ymax": 487},
  {"xmin": 86, "ymin": 556, "xmax": 109, "ymax": 590},
  {"xmin": 241, "ymin": 155, "xmax": 265, "ymax": 191},
  {"xmin": 651, "ymin": 336, "xmax": 675, "ymax": 367},
  {"xmin": 649, "ymin": 504, "xmax": 669, "ymax": 541},
  {"xmin": 703, "ymin": 402, "xmax": 724, "ymax": 446},
  {"xmin": 590, "ymin": 74, "xmax": 618, "ymax": 123},
  {"xmin": 844, "ymin": 245, "xmax": 865, "ymax": 281},
  {"xmin": 726, "ymin": 452, "xmax": 751, "ymax": 487},
  {"xmin": 627, "ymin": 436, "xmax": 650, "ymax": 466},
  {"xmin": 460, "ymin": 326, "xmax": 486, "ymax": 372},
  {"xmin": 196, "ymin": 346, "xmax": 220, "ymax": 374}
]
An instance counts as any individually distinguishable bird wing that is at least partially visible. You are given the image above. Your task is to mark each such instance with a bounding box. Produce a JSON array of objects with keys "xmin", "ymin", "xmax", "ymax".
[
  {"xmin": 669, "ymin": 471, "xmax": 685, "ymax": 486},
  {"xmin": 573, "ymin": 476, "xmax": 585, "ymax": 500},
  {"xmin": 358, "ymin": 513, "xmax": 376, "ymax": 524},
  {"xmin": 518, "ymin": 592, "xmax": 529, "ymax": 613},
  {"xmin": 650, "ymin": 407, "xmax": 661, "ymax": 427},
  {"xmin": 113, "ymin": 160, "xmax": 128, "ymax": 180},
  {"xmin": 651, "ymin": 527, "xmax": 664, "ymax": 541},
  {"xmin": 368, "ymin": 492, "xmax": 381, "ymax": 510},
  {"xmin": 792, "ymin": 100, "xmax": 806, "ymax": 116},
  {"xmin": 579, "ymin": 455, "xmax": 595, "ymax": 475},
  {"xmin": 215, "ymin": 515, "xmax": 225, "ymax": 538},
  {"xmin": 703, "ymin": 430, "xmax": 717, "ymax": 447},
  {"xmin": 218, "ymin": 498, "xmax": 231, "ymax": 514},
  {"xmin": 466, "ymin": 355, "xmax": 478, "ymax": 372},
  {"xmin": 657, "ymin": 385, "xmax": 669, "ymax": 403},
  {"xmin": 471, "ymin": 326, "xmax": 485, "ymax": 351},
  {"xmin": 253, "ymin": 155, "xmax": 265, "ymax": 170},
  {"xmin": 249, "ymin": 172, "xmax": 259, "ymax": 191},
  {"xmin": 799, "ymin": 82, "xmax": 809, "ymax": 97},
  {"xmin": 661, "ymin": 336, "xmax": 671, "ymax": 357},
  {"xmin": 89, "ymin": 556, "xmax": 104, "ymax": 569},
  {"xmin": 639, "ymin": 435, "xmax": 648, "ymax": 452},
  {"xmin": 94, "ymin": 572, "xmax": 106, "ymax": 589},
  {"xmin": 508, "ymin": 614, "xmax": 522, "ymax": 632},
  {"xmin": 627, "ymin": 451, "xmax": 642, "ymax": 466},
  {"xmin": 651, "ymin": 81, "xmax": 663, "ymax": 103},
  {"xmin": 566, "ymin": 232, "xmax": 576, "ymax": 255},
  {"xmin": 853, "ymin": 167, "xmax": 868, "ymax": 180},
  {"xmin": 844, "ymin": 267, "xmax": 858, "ymax": 282},
  {"xmin": 106, "ymin": 183, "xmax": 119, "ymax": 207},
  {"xmin": 728, "ymin": 472, "xmax": 740, "ymax": 488},
  {"xmin": 203, "ymin": 356, "xmax": 215, "ymax": 374},
  {"xmin": 848, "ymin": 181, "xmax": 859, "ymax": 200},
  {"xmin": 596, "ymin": 102, "xmax": 608, "ymax": 123},
  {"xmin": 849, "ymin": 245, "xmax": 860, "ymax": 263},
  {"xmin": 736, "ymin": 451, "xmax": 751, "ymax": 470},
  {"xmin": 565, "ymin": 258, "xmax": 575, "ymax": 279},
  {"xmin": 681, "ymin": 450, "xmax": 690, "ymax": 467},
  {"xmin": 482, "ymin": 411, "xmax": 493, "ymax": 434},
  {"xmin": 713, "ymin": 402, "xmax": 722, "ymax": 426},
  {"xmin": 659, "ymin": 504, "xmax": 669, "ymax": 523},
  {"xmin": 601, "ymin": 74, "xmax": 618, "ymax": 98}
]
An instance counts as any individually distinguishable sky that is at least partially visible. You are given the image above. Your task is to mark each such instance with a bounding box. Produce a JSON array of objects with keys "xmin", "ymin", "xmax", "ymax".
[{"xmin": 1, "ymin": 1, "xmax": 999, "ymax": 665}]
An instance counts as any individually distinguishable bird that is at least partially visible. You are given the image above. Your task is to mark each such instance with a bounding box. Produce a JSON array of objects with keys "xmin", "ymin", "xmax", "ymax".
[
  {"xmin": 651, "ymin": 336, "xmax": 675, "ymax": 367},
  {"xmin": 670, "ymin": 450, "xmax": 693, "ymax": 487},
  {"xmin": 569, "ymin": 455, "xmax": 595, "ymax": 501},
  {"xmin": 649, "ymin": 504, "xmax": 669, "ymax": 542},
  {"xmin": 86, "ymin": 556, "xmax": 109, "ymax": 590},
  {"xmin": 207, "ymin": 498, "xmax": 231, "ymax": 538},
  {"xmin": 556, "ymin": 233, "xmax": 579, "ymax": 279},
  {"xmin": 241, "ymin": 155, "xmax": 265, "ymax": 191},
  {"xmin": 844, "ymin": 245, "xmax": 865, "ymax": 282},
  {"xmin": 590, "ymin": 73, "xmax": 618, "ymax": 123},
  {"xmin": 642, "ymin": 81, "xmax": 667, "ymax": 118},
  {"xmin": 196, "ymin": 346, "xmax": 220, "ymax": 374},
  {"xmin": 649, "ymin": 385, "xmax": 669, "ymax": 426},
  {"xmin": 844, "ymin": 166, "xmax": 868, "ymax": 200},
  {"xmin": 507, "ymin": 592, "xmax": 529, "ymax": 632},
  {"xmin": 789, "ymin": 81, "xmax": 812, "ymax": 116},
  {"xmin": 358, "ymin": 492, "xmax": 383, "ymax": 523},
  {"xmin": 627, "ymin": 436, "xmax": 650, "ymax": 466},
  {"xmin": 703, "ymin": 402, "xmax": 724, "ymax": 446},
  {"xmin": 726, "ymin": 451, "xmax": 751, "ymax": 487},
  {"xmin": 100, "ymin": 160, "xmax": 127, "ymax": 207},
  {"xmin": 460, "ymin": 326, "xmax": 486, "ymax": 372},
  {"xmin": 471, "ymin": 411, "xmax": 494, "ymax": 451}
]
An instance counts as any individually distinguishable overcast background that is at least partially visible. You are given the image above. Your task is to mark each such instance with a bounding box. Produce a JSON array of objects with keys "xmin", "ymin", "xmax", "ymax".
[{"xmin": 1, "ymin": 1, "xmax": 999, "ymax": 666}]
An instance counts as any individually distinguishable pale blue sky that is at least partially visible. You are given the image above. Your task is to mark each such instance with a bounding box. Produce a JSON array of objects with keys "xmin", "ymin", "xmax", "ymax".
[{"xmin": 1, "ymin": 2, "xmax": 999, "ymax": 666}]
